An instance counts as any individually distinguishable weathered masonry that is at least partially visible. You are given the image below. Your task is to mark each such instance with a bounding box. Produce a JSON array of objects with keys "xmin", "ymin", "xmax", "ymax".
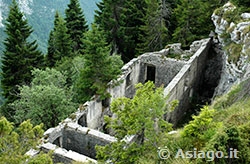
[{"xmin": 30, "ymin": 38, "xmax": 218, "ymax": 163}]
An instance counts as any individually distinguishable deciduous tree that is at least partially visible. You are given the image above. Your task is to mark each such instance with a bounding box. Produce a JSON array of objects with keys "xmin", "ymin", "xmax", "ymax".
[{"xmin": 10, "ymin": 68, "xmax": 76, "ymax": 128}]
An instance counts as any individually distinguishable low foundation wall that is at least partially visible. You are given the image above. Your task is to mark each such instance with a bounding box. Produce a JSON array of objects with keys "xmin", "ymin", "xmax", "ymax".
[
  {"xmin": 41, "ymin": 122, "xmax": 116, "ymax": 163},
  {"xmin": 61, "ymin": 123, "xmax": 116, "ymax": 159},
  {"xmin": 41, "ymin": 143, "xmax": 97, "ymax": 164}
]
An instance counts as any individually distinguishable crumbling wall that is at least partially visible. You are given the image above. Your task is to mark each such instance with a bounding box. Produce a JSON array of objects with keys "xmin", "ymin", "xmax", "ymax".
[
  {"xmin": 40, "ymin": 122, "xmax": 116, "ymax": 163},
  {"xmin": 164, "ymin": 38, "xmax": 212, "ymax": 126},
  {"xmin": 44, "ymin": 38, "xmax": 210, "ymax": 130},
  {"xmin": 62, "ymin": 123, "xmax": 116, "ymax": 159},
  {"xmin": 41, "ymin": 143, "xmax": 97, "ymax": 164},
  {"xmin": 87, "ymin": 51, "xmax": 186, "ymax": 129}
]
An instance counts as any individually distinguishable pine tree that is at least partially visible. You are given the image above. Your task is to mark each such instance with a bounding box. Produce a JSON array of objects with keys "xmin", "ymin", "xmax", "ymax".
[
  {"xmin": 172, "ymin": 0, "xmax": 227, "ymax": 47},
  {"xmin": 54, "ymin": 13, "xmax": 72, "ymax": 59},
  {"xmin": 46, "ymin": 12, "xmax": 71, "ymax": 67},
  {"xmin": 95, "ymin": 0, "xmax": 146, "ymax": 63},
  {"xmin": 120, "ymin": 0, "xmax": 146, "ymax": 60},
  {"xmin": 46, "ymin": 31, "xmax": 57, "ymax": 67},
  {"xmin": 1, "ymin": 0, "xmax": 43, "ymax": 111},
  {"xmin": 74, "ymin": 24, "xmax": 122, "ymax": 103},
  {"xmin": 137, "ymin": 0, "xmax": 169, "ymax": 54},
  {"xmin": 65, "ymin": 0, "xmax": 88, "ymax": 56},
  {"xmin": 94, "ymin": 0, "xmax": 121, "ymax": 55}
]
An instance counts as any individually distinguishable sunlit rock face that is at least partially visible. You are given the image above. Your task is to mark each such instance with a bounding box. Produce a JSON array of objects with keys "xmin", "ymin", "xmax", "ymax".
[
  {"xmin": 0, "ymin": 0, "xmax": 8, "ymax": 28},
  {"xmin": 211, "ymin": 2, "xmax": 250, "ymax": 96},
  {"xmin": 18, "ymin": 0, "xmax": 33, "ymax": 15}
]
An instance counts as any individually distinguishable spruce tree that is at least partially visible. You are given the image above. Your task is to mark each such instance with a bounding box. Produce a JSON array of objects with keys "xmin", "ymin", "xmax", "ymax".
[
  {"xmin": 46, "ymin": 12, "xmax": 71, "ymax": 67},
  {"xmin": 46, "ymin": 12, "xmax": 60, "ymax": 67},
  {"xmin": 54, "ymin": 13, "xmax": 72, "ymax": 59},
  {"xmin": 46, "ymin": 31, "xmax": 57, "ymax": 67},
  {"xmin": 120, "ymin": 0, "xmax": 146, "ymax": 60},
  {"xmin": 172, "ymin": 0, "xmax": 227, "ymax": 47},
  {"xmin": 74, "ymin": 24, "xmax": 122, "ymax": 103},
  {"xmin": 65, "ymin": 0, "xmax": 88, "ymax": 56},
  {"xmin": 137, "ymin": 0, "xmax": 169, "ymax": 54},
  {"xmin": 95, "ymin": 0, "xmax": 146, "ymax": 63},
  {"xmin": 1, "ymin": 0, "xmax": 43, "ymax": 120},
  {"xmin": 1, "ymin": 0, "xmax": 43, "ymax": 104}
]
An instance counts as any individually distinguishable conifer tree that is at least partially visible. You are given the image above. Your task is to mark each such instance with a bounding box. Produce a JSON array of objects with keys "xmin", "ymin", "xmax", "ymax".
[
  {"xmin": 46, "ymin": 31, "xmax": 57, "ymax": 67},
  {"xmin": 54, "ymin": 13, "xmax": 72, "ymax": 58},
  {"xmin": 137, "ymin": 0, "xmax": 169, "ymax": 54},
  {"xmin": 46, "ymin": 12, "xmax": 59, "ymax": 67},
  {"xmin": 95, "ymin": 0, "xmax": 146, "ymax": 63},
  {"xmin": 172, "ymin": 0, "xmax": 227, "ymax": 47},
  {"xmin": 46, "ymin": 12, "xmax": 71, "ymax": 67},
  {"xmin": 1, "ymin": 0, "xmax": 43, "ymax": 117},
  {"xmin": 65, "ymin": 0, "xmax": 88, "ymax": 56},
  {"xmin": 74, "ymin": 24, "xmax": 122, "ymax": 103}
]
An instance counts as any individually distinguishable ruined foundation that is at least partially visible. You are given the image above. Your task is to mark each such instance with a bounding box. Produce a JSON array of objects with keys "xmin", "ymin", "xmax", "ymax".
[{"xmin": 30, "ymin": 38, "xmax": 220, "ymax": 163}]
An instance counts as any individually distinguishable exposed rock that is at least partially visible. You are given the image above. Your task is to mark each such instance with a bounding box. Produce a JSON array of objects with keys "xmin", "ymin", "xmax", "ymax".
[
  {"xmin": 241, "ymin": 13, "xmax": 250, "ymax": 20},
  {"xmin": 18, "ymin": 0, "xmax": 33, "ymax": 15},
  {"xmin": 211, "ymin": 2, "xmax": 250, "ymax": 96}
]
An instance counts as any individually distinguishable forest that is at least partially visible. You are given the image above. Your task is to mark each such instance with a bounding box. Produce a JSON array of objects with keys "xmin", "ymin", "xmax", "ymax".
[{"xmin": 1, "ymin": 0, "xmax": 250, "ymax": 163}]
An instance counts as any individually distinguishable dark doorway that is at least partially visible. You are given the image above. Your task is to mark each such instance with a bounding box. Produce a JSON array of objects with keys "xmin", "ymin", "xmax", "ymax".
[{"xmin": 146, "ymin": 65, "xmax": 156, "ymax": 83}]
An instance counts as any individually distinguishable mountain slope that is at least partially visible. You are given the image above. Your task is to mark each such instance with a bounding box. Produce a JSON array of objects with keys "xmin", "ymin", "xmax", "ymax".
[{"xmin": 0, "ymin": 0, "xmax": 101, "ymax": 54}]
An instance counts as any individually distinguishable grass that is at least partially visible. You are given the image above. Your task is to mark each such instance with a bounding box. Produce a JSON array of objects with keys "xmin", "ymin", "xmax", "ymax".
[
  {"xmin": 212, "ymin": 78, "xmax": 250, "ymax": 125},
  {"xmin": 226, "ymin": 42, "xmax": 243, "ymax": 62}
]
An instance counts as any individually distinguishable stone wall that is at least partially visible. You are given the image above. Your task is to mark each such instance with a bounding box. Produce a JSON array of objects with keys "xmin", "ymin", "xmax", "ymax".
[
  {"xmin": 61, "ymin": 123, "xmax": 116, "ymax": 159},
  {"xmin": 41, "ymin": 143, "xmax": 97, "ymax": 164},
  {"xmin": 81, "ymin": 50, "xmax": 186, "ymax": 129},
  {"xmin": 164, "ymin": 38, "xmax": 212, "ymax": 126},
  {"xmin": 40, "ymin": 122, "xmax": 116, "ymax": 163}
]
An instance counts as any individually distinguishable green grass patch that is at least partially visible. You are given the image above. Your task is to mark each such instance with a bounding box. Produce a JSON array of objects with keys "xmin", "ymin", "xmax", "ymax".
[{"xmin": 226, "ymin": 42, "xmax": 243, "ymax": 62}]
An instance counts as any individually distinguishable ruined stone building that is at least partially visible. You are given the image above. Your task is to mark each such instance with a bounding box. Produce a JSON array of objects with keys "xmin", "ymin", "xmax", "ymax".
[{"xmin": 27, "ymin": 37, "xmax": 225, "ymax": 163}]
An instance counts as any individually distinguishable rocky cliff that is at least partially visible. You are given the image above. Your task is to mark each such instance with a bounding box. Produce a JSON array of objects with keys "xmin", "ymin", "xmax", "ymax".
[{"xmin": 212, "ymin": 2, "xmax": 250, "ymax": 96}]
